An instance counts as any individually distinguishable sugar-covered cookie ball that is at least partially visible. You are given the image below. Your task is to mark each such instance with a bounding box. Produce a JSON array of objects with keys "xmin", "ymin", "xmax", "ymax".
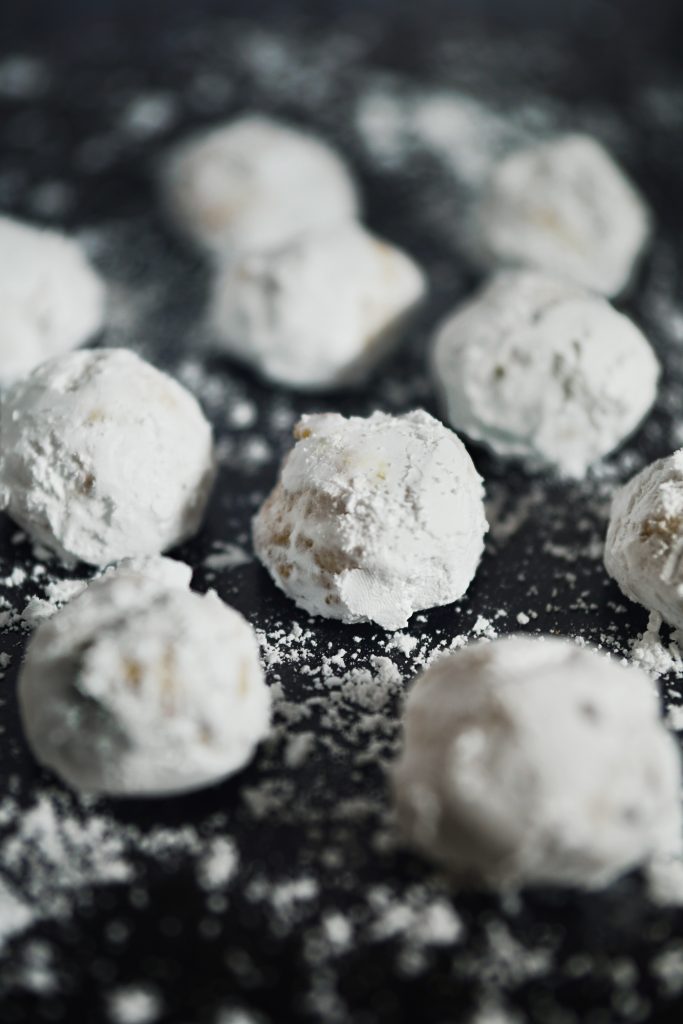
[
  {"xmin": 604, "ymin": 451, "xmax": 683, "ymax": 631},
  {"xmin": 0, "ymin": 216, "xmax": 105, "ymax": 385},
  {"xmin": 0, "ymin": 348, "xmax": 215, "ymax": 566},
  {"xmin": 393, "ymin": 636, "xmax": 681, "ymax": 889},
  {"xmin": 19, "ymin": 566, "xmax": 270, "ymax": 796},
  {"xmin": 209, "ymin": 222, "xmax": 426, "ymax": 391},
  {"xmin": 162, "ymin": 114, "xmax": 360, "ymax": 257},
  {"xmin": 432, "ymin": 270, "xmax": 659, "ymax": 477},
  {"xmin": 473, "ymin": 134, "xmax": 651, "ymax": 297},
  {"xmin": 253, "ymin": 410, "xmax": 487, "ymax": 630}
]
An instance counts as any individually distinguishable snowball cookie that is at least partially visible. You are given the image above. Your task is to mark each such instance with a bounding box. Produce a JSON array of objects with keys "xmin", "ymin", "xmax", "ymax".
[
  {"xmin": 604, "ymin": 450, "xmax": 683, "ymax": 631},
  {"xmin": 209, "ymin": 222, "xmax": 426, "ymax": 391},
  {"xmin": 0, "ymin": 348, "xmax": 215, "ymax": 566},
  {"xmin": 432, "ymin": 270, "xmax": 659, "ymax": 478},
  {"xmin": 0, "ymin": 215, "xmax": 105, "ymax": 386},
  {"xmin": 18, "ymin": 568, "xmax": 270, "ymax": 796},
  {"xmin": 162, "ymin": 114, "xmax": 360, "ymax": 257},
  {"xmin": 473, "ymin": 134, "xmax": 651, "ymax": 297},
  {"xmin": 393, "ymin": 636, "xmax": 682, "ymax": 890},
  {"xmin": 253, "ymin": 410, "xmax": 487, "ymax": 630}
]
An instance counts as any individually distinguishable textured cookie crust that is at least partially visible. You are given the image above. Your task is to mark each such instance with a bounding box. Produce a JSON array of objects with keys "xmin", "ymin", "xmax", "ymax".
[
  {"xmin": 253, "ymin": 409, "xmax": 487, "ymax": 630},
  {"xmin": 0, "ymin": 348, "xmax": 216, "ymax": 566},
  {"xmin": 19, "ymin": 566, "xmax": 271, "ymax": 796},
  {"xmin": 209, "ymin": 221, "xmax": 425, "ymax": 391}
]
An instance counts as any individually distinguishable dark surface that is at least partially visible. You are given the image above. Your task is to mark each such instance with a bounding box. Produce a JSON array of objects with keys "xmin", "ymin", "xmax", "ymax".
[{"xmin": 1, "ymin": 3, "xmax": 683, "ymax": 1023}]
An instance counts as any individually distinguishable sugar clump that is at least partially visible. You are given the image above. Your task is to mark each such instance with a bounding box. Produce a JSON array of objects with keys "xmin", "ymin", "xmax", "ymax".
[
  {"xmin": 472, "ymin": 134, "xmax": 651, "ymax": 297},
  {"xmin": 0, "ymin": 348, "xmax": 216, "ymax": 566},
  {"xmin": 432, "ymin": 270, "xmax": 658, "ymax": 477},
  {"xmin": 209, "ymin": 222, "xmax": 425, "ymax": 390}
]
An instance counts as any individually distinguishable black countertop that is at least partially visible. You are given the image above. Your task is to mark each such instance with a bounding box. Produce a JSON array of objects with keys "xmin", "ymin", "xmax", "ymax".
[{"xmin": 1, "ymin": 3, "xmax": 683, "ymax": 1022}]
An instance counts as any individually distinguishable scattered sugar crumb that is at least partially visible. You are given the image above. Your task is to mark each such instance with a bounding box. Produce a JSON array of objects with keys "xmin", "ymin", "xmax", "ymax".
[
  {"xmin": 197, "ymin": 838, "xmax": 239, "ymax": 891},
  {"xmin": 203, "ymin": 543, "xmax": 252, "ymax": 572}
]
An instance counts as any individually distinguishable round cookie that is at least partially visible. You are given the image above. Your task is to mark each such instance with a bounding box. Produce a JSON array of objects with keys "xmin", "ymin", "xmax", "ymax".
[
  {"xmin": 19, "ymin": 566, "xmax": 270, "ymax": 796},
  {"xmin": 393, "ymin": 635, "xmax": 681, "ymax": 889},
  {"xmin": 162, "ymin": 114, "xmax": 359, "ymax": 257},
  {"xmin": 253, "ymin": 410, "xmax": 487, "ymax": 630},
  {"xmin": 432, "ymin": 270, "xmax": 659, "ymax": 477},
  {"xmin": 0, "ymin": 215, "xmax": 105, "ymax": 386},
  {"xmin": 209, "ymin": 222, "xmax": 425, "ymax": 391},
  {"xmin": 605, "ymin": 450, "xmax": 683, "ymax": 631},
  {"xmin": 0, "ymin": 348, "xmax": 216, "ymax": 566},
  {"xmin": 472, "ymin": 133, "xmax": 651, "ymax": 297}
]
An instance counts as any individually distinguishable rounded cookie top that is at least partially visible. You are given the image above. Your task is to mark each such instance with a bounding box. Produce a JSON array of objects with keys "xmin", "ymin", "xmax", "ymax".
[
  {"xmin": 472, "ymin": 133, "xmax": 651, "ymax": 297},
  {"xmin": 0, "ymin": 348, "xmax": 216, "ymax": 566}
]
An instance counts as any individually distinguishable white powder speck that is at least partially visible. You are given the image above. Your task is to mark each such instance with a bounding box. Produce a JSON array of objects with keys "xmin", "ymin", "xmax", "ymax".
[
  {"xmin": 119, "ymin": 93, "xmax": 177, "ymax": 139},
  {"xmin": 108, "ymin": 984, "xmax": 162, "ymax": 1024},
  {"xmin": 227, "ymin": 399, "xmax": 258, "ymax": 429},
  {"xmin": 322, "ymin": 912, "xmax": 353, "ymax": 949},
  {"xmin": 0, "ymin": 55, "xmax": 49, "ymax": 98},
  {"xmin": 0, "ymin": 879, "xmax": 33, "ymax": 952},
  {"xmin": 203, "ymin": 543, "xmax": 252, "ymax": 572},
  {"xmin": 284, "ymin": 731, "xmax": 316, "ymax": 768}
]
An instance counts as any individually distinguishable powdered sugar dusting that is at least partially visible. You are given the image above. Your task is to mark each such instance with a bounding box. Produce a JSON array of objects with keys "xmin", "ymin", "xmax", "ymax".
[{"xmin": 0, "ymin": 7, "xmax": 682, "ymax": 1023}]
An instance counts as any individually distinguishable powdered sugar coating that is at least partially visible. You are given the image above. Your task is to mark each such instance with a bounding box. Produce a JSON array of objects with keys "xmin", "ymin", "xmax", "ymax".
[
  {"xmin": 19, "ymin": 569, "xmax": 270, "ymax": 796},
  {"xmin": 208, "ymin": 222, "xmax": 425, "ymax": 391},
  {"xmin": 432, "ymin": 270, "xmax": 659, "ymax": 477},
  {"xmin": 0, "ymin": 216, "xmax": 105, "ymax": 385},
  {"xmin": 0, "ymin": 348, "xmax": 216, "ymax": 566},
  {"xmin": 473, "ymin": 134, "xmax": 651, "ymax": 297},
  {"xmin": 161, "ymin": 114, "xmax": 360, "ymax": 257},
  {"xmin": 393, "ymin": 636, "xmax": 681, "ymax": 889},
  {"xmin": 253, "ymin": 410, "xmax": 487, "ymax": 630},
  {"xmin": 101, "ymin": 554, "xmax": 194, "ymax": 590},
  {"xmin": 605, "ymin": 451, "xmax": 683, "ymax": 631}
]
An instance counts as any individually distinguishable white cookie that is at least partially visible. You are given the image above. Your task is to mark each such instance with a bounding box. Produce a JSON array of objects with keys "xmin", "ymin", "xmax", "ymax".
[
  {"xmin": 162, "ymin": 114, "xmax": 359, "ymax": 257},
  {"xmin": 393, "ymin": 636, "xmax": 681, "ymax": 889},
  {"xmin": 0, "ymin": 216, "xmax": 105, "ymax": 385},
  {"xmin": 253, "ymin": 410, "xmax": 487, "ymax": 630}
]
